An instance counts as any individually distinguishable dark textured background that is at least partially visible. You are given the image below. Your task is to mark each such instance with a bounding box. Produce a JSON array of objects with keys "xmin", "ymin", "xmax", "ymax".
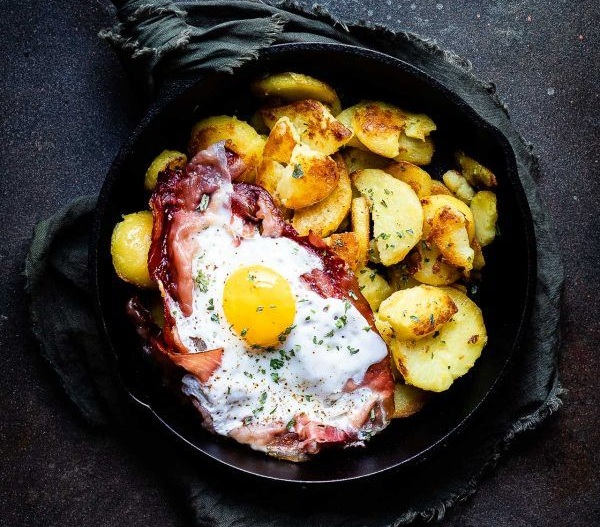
[{"xmin": 0, "ymin": 1, "xmax": 598, "ymax": 525}]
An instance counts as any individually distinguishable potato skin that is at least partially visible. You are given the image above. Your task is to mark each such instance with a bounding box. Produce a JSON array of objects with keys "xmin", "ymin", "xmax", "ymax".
[
  {"xmin": 292, "ymin": 154, "xmax": 352, "ymax": 237},
  {"xmin": 455, "ymin": 151, "xmax": 497, "ymax": 188},
  {"xmin": 144, "ymin": 150, "xmax": 187, "ymax": 191},
  {"xmin": 390, "ymin": 287, "xmax": 487, "ymax": 392},
  {"xmin": 470, "ymin": 190, "xmax": 498, "ymax": 247},
  {"xmin": 351, "ymin": 196, "xmax": 370, "ymax": 269},
  {"xmin": 442, "ymin": 169, "xmax": 475, "ymax": 204},
  {"xmin": 111, "ymin": 211, "xmax": 155, "ymax": 288},
  {"xmin": 392, "ymin": 383, "xmax": 429, "ymax": 418},
  {"xmin": 378, "ymin": 285, "xmax": 458, "ymax": 340}
]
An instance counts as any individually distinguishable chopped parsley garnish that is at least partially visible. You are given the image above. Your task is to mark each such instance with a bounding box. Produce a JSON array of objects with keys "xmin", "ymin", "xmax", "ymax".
[
  {"xmin": 207, "ymin": 298, "xmax": 214, "ymax": 311},
  {"xmin": 409, "ymin": 315, "xmax": 420, "ymax": 322},
  {"xmin": 271, "ymin": 372, "xmax": 280, "ymax": 383},
  {"xmin": 270, "ymin": 358, "xmax": 285, "ymax": 370},
  {"xmin": 210, "ymin": 313, "xmax": 220, "ymax": 323},
  {"xmin": 429, "ymin": 314, "xmax": 435, "ymax": 326},
  {"xmin": 240, "ymin": 328, "xmax": 248, "ymax": 337},
  {"xmin": 256, "ymin": 306, "xmax": 264, "ymax": 312},
  {"xmin": 194, "ymin": 269, "xmax": 210, "ymax": 293},
  {"xmin": 243, "ymin": 371, "xmax": 253, "ymax": 378},
  {"xmin": 380, "ymin": 199, "xmax": 388, "ymax": 208},
  {"xmin": 347, "ymin": 346, "xmax": 359, "ymax": 355},
  {"xmin": 335, "ymin": 315, "xmax": 347, "ymax": 329},
  {"xmin": 242, "ymin": 416, "xmax": 253, "ymax": 426},
  {"xmin": 379, "ymin": 232, "xmax": 391, "ymax": 240},
  {"xmin": 348, "ymin": 291, "xmax": 358, "ymax": 300},
  {"xmin": 324, "ymin": 329, "xmax": 335, "ymax": 338},
  {"xmin": 292, "ymin": 164, "xmax": 304, "ymax": 179},
  {"xmin": 258, "ymin": 392, "xmax": 267, "ymax": 405},
  {"xmin": 433, "ymin": 330, "xmax": 440, "ymax": 339},
  {"xmin": 363, "ymin": 326, "xmax": 371, "ymax": 332},
  {"xmin": 286, "ymin": 418, "xmax": 296, "ymax": 431},
  {"xmin": 406, "ymin": 228, "xmax": 414, "ymax": 235}
]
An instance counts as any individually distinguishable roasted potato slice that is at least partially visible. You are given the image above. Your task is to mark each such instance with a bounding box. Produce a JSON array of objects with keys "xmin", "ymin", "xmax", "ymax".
[
  {"xmin": 470, "ymin": 190, "xmax": 498, "ymax": 247},
  {"xmin": 342, "ymin": 147, "xmax": 389, "ymax": 174},
  {"xmin": 387, "ymin": 264, "xmax": 421, "ymax": 291},
  {"xmin": 430, "ymin": 207, "xmax": 474, "ymax": 272},
  {"xmin": 429, "ymin": 179, "xmax": 453, "ymax": 196},
  {"xmin": 404, "ymin": 112, "xmax": 437, "ymax": 141},
  {"xmin": 255, "ymin": 158, "xmax": 289, "ymax": 212},
  {"xmin": 455, "ymin": 151, "xmax": 497, "ymax": 188},
  {"xmin": 335, "ymin": 107, "xmax": 366, "ymax": 149},
  {"xmin": 384, "ymin": 161, "xmax": 433, "ymax": 198},
  {"xmin": 356, "ymin": 267, "xmax": 394, "ymax": 312},
  {"xmin": 395, "ymin": 134, "xmax": 435, "ymax": 166},
  {"xmin": 276, "ymin": 144, "xmax": 340, "ymax": 209},
  {"xmin": 260, "ymin": 100, "xmax": 352, "ymax": 156},
  {"xmin": 262, "ymin": 116, "xmax": 301, "ymax": 164},
  {"xmin": 292, "ymin": 155, "xmax": 352, "ymax": 237},
  {"xmin": 325, "ymin": 232, "xmax": 360, "ymax": 270},
  {"xmin": 472, "ymin": 238, "xmax": 486, "ymax": 271},
  {"xmin": 392, "ymin": 383, "xmax": 430, "ymax": 418},
  {"xmin": 351, "ymin": 102, "xmax": 406, "ymax": 158},
  {"xmin": 144, "ymin": 150, "xmax": 187, "ymax": 191},
  {"xmin": 111, "ymin": 211, "xmax": 155, "ymax": 289},
  {"xmin": 378, "ymin": 285, "xmax": 458, "ymax": 340},
  {"xmin": 189, "ymin": 115, "xmax": 265, "ymax": 183},
  {"xmin": 410, "ymin": 241, "xmax": 461, "ymax": 286},
  {"xmin": 251, "ymin": 72, "xmax": 342, "ymax": 115},
  {"xmin": 442, "ymin": 169, "xmax": 475, "ymax": 204},
  {"xmin": 352, "ymin": 169, "xmax": 423, "ymax": 266},
  {"xmin": 351, "ymin": 196, "xmax": 370, "ymax": 269},
  {"xmin": 390, "ymin": 287, "xmax": 487, "ymax": 392},
  {"xmin": 421, "ymin": 194, "xmax": 475, "ymax": 242},
  {"xmin": 374, "ymin": 314, "xmax": 395, "ymax": 345}
]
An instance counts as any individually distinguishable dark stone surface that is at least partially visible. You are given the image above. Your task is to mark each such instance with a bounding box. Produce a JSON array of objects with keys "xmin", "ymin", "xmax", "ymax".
[{"xmin": 0, "ymin": 0, "xmax": 597, "ymax": 525}]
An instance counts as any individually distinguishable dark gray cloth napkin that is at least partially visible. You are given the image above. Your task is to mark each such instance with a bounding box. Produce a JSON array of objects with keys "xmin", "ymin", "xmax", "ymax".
[{"xmin": 25, "ymin": 0, "xmax": 564, "ymax": 524}]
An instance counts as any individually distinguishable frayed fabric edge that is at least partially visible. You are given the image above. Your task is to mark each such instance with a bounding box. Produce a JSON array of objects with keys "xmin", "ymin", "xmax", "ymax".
[{"xmin": 392, "ymin": 379, "xmax": 564, "ymax": 525}]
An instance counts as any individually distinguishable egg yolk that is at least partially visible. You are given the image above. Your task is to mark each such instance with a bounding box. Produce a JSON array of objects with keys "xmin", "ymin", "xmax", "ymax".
[{"xmin": 223, "ymin": 265, "xmax": 296, "ymax": 348}]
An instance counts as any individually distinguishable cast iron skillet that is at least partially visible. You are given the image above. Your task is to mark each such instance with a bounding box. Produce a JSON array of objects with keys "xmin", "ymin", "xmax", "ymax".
[{"xmin": 92, "ymin": 43, "xmax": 536, "ymax": 484}]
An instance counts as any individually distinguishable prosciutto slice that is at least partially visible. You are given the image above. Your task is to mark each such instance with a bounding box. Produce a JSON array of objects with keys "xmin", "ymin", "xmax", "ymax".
[{"xmin": 130, "ymin": 142, "xmax": 395, "ymax": 461}]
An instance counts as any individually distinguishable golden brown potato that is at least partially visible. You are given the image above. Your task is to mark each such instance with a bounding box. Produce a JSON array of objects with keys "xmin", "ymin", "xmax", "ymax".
[
  {"xmin": 356, "ymin": 267, "xmax": 394, "ymax": 311},
  {"xmin": 352, "ymin": 169, "xmax": 423, "ymax": 266},
  {"xmin": 429, "ymin": 179, "xmax": 453, "ymax": 196},
  {"xmin": 387, "ymin": 264, "xmax": 421, "ymax": 291},
  {"xmin": 470, "ymin": 190, "xmax": 498, "ymax": 247},
  {"xmin": 351, "ymin": 196, "xmax": 370, "ymax": 269},
  {"xmin": 421, "ymin": 194, "xmax": 475, "ymax": 242},
  {"xmin": 378, "ymin": 285, "xmax": 458, "ymax": 340},
  {"xmin": 442, "ymin": 169, "xmax": 475, "ymax": 204},
  {"xmin": 189, "ymin": 115, "xmax": 265, "ymax": 183},
  {"xmin": 404, "ymin": 112, "xmax": 437, "ymax": 141},
  {"xmin": 251, "ymin": 72, "xmax": 342, "ymax": 115},
  {"xmin": 384, "ymin": 161, "xmax": 433, "ymax": 198},
  {"xmin": 374, "ymin": 314, "xmax": 395, "ymax": 346},
  {"xmin": 262, "ymin": 116, "xmax": 300, "ymax": 164},
  {"xmin": 335, "ymin": 107, "xmax": 366, "ymax": 149},
  {"xmin": 455, "ymin": 151, "xmax": 497, "ymax": 188},
  {"xmin": 255, "ymin": 158, "xmax": 289, "ymax": 212},
  {"xmin": 472, "ymin": 238, "xmax": 486, "ymax": 271},
  {"xmin": 111, "ymin": 211, "xmax": 155, "ymax": 289},
  {"xmin": 260, "ymin": 100, "xmax": 352, "ymax": 156},
  {"xmin": 276, "ymin": 144, "xmax": 340, "ymax": 209},
  {"xmin": 144, "ymin": 150, "xmax": 187, "ymax": 191},
  {"xmin": 292, "ymin": 155, "xmax": 352, "ymax": 237},
  {"xmin": 342, "ymin": 147, "xmax": 389, "ymax": 174},
  {"xmin": 430, "ymin": 207, "xmax": 474, "ymax": 272},
  {"xmin": 324, "ymin": 232, "xmax": 360, "ymax": 270},
  {"xmin": 390, "ymin": 287, "xmax": 487, "ymax": 392},
  {"xmin": 395, "ymin": 134, "xmax": 435, "ymax": 166},
  {"xmin": 351, "ymin": 101, "xmax": 406, "ymax": 158},
  {"xmin": 411, "ymin": 241, "xmax": 461, "ymax": 286},
  {"xmin": 392, "ymin": 383, "xmax": 430, "ymax": 418}
]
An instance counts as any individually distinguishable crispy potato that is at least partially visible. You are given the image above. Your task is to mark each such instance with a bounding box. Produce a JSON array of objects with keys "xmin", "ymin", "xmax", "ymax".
[
  {"xmin": 251, "ymin": 72, "xmax": 342, "ymax": 115},
  {"xmin": 378, "ymin": 285, "xmax": 458, "ymax": 340},
  {"xmin": 277, "ymin": 145, "xmax": 340, "ymax": 209},
  {"xmin": 404, "ymin": 112, "xmax": 437, "ymax": 141},
  {"xmin": 111, "ymin": 211, "xmax": 155, "ymax": 289},
  {"xmin": 335, "ymin": 107, "xmax": 366, "ymax": 149},
  {"xmin": 430, "ymin": 207, "xmax": 474, "ymax": 272},
  {"xmin": 392, "ymin": 383, "xmax": 430, "ymax": 418},
  {"xmin": 455, "ymin": 151, "xmax": 497, "ymax": 188},
  {"xmin": 410, "ymin": 241, "xmax": 461, "ymax": 286},
  {"xmin": 395, "ymin": 134, "xmax": 434, "ymax": 166},
  {"xmin": 144, "ymin": 150, "xmax": 187, "ymax": 191},
  {"xmin": 324, "ymin": 232, "xmax": 360, "ymax": 270},
  {"xmin": 356, "ymin": 267, "xmax": 394, "ymax": 312},
  {"xmin": 351, "ymin": 196, "xmax": 370, "ymax": 269},
  {"xmin": 342, "ymin": 147, "xmax": 389, "ymax": 174},
  {"xmin": 262, "ymin": 116, "xmax": 300, "ymax": 164},
  {"xmin": 387, "ymin": 264, "xmax": 421, "ymax": 291},
  {"xmin": 472, "ymin": 238, "xmax": 486, "ymax": 271},
  {"xmin": 384, "ymin": 161, "xmax": 433, "ymax": 198},
  {"xmin": 255, "ymin": 158, "xmax": 289, "ymax": 212},
  {"xmin": 352, "ymin": 169, "xmax": 423, "ymax": 266},
  {"xmin": 351, "ymin": 101, "xmax": 406, "ymax": 158},
  {"xmin": 470, "ymin": 190, "xmax": 498, "ymax": 247},
  {"xmin": 442, "ymin": 169, "xmax": 475, "ymax": 204},
  {"xmin": 189, "ymin": 115, "xmax": 265, "ymax": 183},
  {"xmin": 374, "ymin": 314, "xmax": 395, "ymax": 345},
  {"xmin": 260, "ymin": 100, "xmax": 352, "ymax": 156},
  {"xmin": 292, "ymin": 155, "xmax": 351, "ymax": 236},
  {"xmin": 421, "ymin": 194, "xmax": 475, "ymax": 242},
  {"xmin": 390, "ymin": 287, "xmax": 487, "ymax": 392},
  {"xmin": 429, "ymin": 179, "xmax": 453, "ymax": 196}
]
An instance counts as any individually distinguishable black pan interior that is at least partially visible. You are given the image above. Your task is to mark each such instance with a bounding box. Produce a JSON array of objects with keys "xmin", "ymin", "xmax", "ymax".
[{"xmin": 92, "ymin": 43, "xmax": 536, "ymax": 484}]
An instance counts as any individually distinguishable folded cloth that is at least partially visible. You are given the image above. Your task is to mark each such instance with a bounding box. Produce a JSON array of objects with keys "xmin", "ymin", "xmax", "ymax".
[{"xmin": 25, "ymin": 1, "xmax": 564, "ymax": 524}]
